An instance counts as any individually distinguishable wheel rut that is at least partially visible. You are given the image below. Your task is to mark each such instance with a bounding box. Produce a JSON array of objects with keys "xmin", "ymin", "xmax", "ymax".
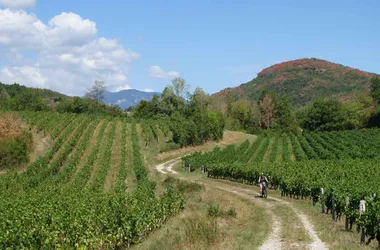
[{"xmin": 155, "ymin": 158, "xmax": 328, "ymax": 250}]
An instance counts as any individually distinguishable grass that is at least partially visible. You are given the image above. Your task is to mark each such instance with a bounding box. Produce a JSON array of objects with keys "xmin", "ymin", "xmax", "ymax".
[
  {"xmin": 136, "ymin": 127, "xmax": 377, "ymax": 250},
  {"xmin": 199, "ymin": 176, "xmax": 377, "ymax": 250},
  {"xmin": 282, "ymin": 195, "xmax": 378, "ymax": 250},
  {"xmin": 134, "ymin": 179, "xmax": 269, "ymax": 250},
  {"xmin": 207, "ymin": 203, "xmax": 237, "ymax": 218}
]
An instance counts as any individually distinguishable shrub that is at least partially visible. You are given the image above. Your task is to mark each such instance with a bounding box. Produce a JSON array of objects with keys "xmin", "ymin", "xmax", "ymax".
[{"xmin": 0, "ymin": 131, "xmax": 32, "ymax": 170}]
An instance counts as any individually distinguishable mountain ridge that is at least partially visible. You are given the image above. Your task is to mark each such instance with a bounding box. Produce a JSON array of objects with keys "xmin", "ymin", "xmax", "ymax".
[{"xmin": 103, "ymin": 89, "xmax": 161, "ymax": 109}]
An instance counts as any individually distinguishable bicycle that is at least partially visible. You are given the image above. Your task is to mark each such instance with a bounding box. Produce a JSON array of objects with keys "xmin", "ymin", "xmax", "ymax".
[{"xmin": 261, "ymin": 182, "xmax": 268, "ymax": 198}]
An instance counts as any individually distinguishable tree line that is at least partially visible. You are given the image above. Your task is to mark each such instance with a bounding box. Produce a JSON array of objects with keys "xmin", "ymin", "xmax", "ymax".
[
  {"xmin": 0, "ymin": 81, "xmax": 123, "ymax": 116},
  {"xmin": 216, "ymin": 76, "xmax": 380, "ymax": 133},
  {"xmin": 133, "ymin": 77, "xmax": 225, "ymax": 146}
]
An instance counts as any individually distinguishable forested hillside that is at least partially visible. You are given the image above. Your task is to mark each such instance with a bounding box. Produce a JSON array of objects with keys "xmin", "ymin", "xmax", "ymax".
[{"xmin": 212, "ymin": 58, "xmax": 376, "ymax": 108}]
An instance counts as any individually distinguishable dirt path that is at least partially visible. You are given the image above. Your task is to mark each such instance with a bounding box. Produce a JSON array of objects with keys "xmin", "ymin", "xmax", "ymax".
[{"xmin": 156, "ymin": 159, "xmax": 328, "ymax": 250}]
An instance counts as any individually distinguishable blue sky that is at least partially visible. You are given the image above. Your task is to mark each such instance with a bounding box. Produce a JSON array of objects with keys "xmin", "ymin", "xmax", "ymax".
[{"xmin": 0, "ymin": 0, "xmax": 379, "ymax": 96}]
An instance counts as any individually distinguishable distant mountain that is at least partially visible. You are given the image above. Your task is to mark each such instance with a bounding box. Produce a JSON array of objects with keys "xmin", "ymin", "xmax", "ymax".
[
  {"xmin": 103, "ymin": 89, "xmax": 161, "ymax": 109},
  {"xmin": 211, "ymin": 58, "xmax": 378, "ymax": 108}
]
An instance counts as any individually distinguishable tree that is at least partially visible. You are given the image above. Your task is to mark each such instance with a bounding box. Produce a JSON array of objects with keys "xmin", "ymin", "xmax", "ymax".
[
  {"xmin": 275, "ymin": 97, "xmax": 297, "ymax": 129},
  {"xmin": 192, "ymin": 87, "xmax": 210, "ymax": 108},
  {"xmin": 9, "ymin": 91, "xmax": 50, "ymax": 111},
  {"xmin": 171, "ymin": 77, "xmax": 189, "ymax": 100},
  {"xmin": 0, "ymin": 85, "xmax": 10, "ymax": 100},
  {"xmin": 85, "ymin": 80, "xmax": 105, "ymax": 102},
  {"xmin": 370, "ymin": 77, "xmax": 380, "ymax": 104},
  {"xmin": 299, "ymin": 99, "xmax": 347, "ymax": 131},
  {"xmin": 259, "ymin": 94, "xmax": 276, "ymax": 129}
]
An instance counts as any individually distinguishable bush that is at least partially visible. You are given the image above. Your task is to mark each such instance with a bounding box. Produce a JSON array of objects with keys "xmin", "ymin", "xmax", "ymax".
[
  {"xmin": 163, "ymin": 177, "xmax": 204, "ymax": 193},
  {"xmin": 159, "ymin": 142, "xmax": 181, "ymax": 153},
  {"xmin": 207, "ymin": 203, "xmax": 237, "ymax": 218},
  {"xmin": 0, "ymin": 131, "xmax": 32, "ymax": 170}
]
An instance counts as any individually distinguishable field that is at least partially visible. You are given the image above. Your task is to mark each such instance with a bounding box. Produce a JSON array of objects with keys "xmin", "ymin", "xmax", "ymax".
[
  {"xmin": 183, "ymin": 130, "xmax": 380, "ymax": 246},
  {"xmin": 2, "ymin": 111, "xmax": 380, "ymax": 249},
  {"xmin": 0, "ymin": 112, "xmax": 184, "ymax": 249}
]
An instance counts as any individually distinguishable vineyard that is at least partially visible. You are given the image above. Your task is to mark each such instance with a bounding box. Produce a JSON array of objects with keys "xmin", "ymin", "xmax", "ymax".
[
  {"xmin": 183, "ymin": 130, "xmax": 380, "ymax": 245},
  {"xmin": 0, "ymin": 112, "xmax": 184, "ymax": 249}
]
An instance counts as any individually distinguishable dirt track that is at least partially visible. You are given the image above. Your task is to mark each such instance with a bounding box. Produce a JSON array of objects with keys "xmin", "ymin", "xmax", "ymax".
[{"xmin": 156, "ymin": 159, "xmax": 328, "ymax": 250}]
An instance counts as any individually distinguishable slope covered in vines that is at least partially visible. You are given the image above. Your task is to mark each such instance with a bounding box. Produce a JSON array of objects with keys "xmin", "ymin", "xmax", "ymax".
[{"xmin": 0, "ymin": 112, "xmax": 184, "ymax": 249}]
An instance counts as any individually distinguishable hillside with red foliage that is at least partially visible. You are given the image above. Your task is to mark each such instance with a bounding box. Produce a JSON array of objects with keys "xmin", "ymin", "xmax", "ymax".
[
  {"xmin": 257, "ymin": 58, "xmax": 373, "ymax": 78},
  {"xmin": 211, "ymin": 58, "xmax": 377, "ymax": 108}
]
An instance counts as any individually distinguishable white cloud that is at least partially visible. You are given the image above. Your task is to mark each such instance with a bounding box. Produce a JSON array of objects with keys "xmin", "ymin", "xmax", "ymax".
[
  {"xmin": 0, "ymin": 65, "xmax": 47, "ymax": 88},
  {"xmin": 148, "ymin": 65, "xmax": 180, "ymax": 79},
  {"xmin": 114, "ymin": 85, "xmax": 132, "ymax": 92},
  {"xmin": 0, "ymin": 9, "xmax": 140, "ymax": 95},
  {"xmin": 0, "ymin": 0, "xmax": 36, "ymax": 9},
  {"xmin": 46, "ymin": 12, "xmax": 97, "ymax": 46},
  {"xmin": 217, "ymin": 64, "xmax": 260, "ymax": 75},
  {"xmin": 142, "ymin": 88, "xmax": 154, "ymax": 92}
]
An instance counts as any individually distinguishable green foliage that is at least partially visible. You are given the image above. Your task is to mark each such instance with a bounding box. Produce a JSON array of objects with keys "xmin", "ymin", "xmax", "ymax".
[
  {"xmin": 221, "ymin": 59, "xmax": 373, "ymax": 108},
  {"xmin": 185, "ymin": 127, "xmax": 380, "ymax": 245},
  {"xmin": 134, "ymin": 79, "xmax": 224, "ymax": 147},
  {"xmin": 0, "ymin": 131, "xmax": 32, "ymax": 170},
  {"xmin": 8, "ymin": 91, "xmax": 50, "ymax": 111},
  {"xmin": 0, "ymin": 83, "xmax": 67, "ymax": 112},
  {"xmin": 0, "ymin": 112, "xmax": 186, "ymax": 248},
  {"xmin": 368, "ymin": 106, "xmax": 380, "ymax": 127},
  {"xmin": 299, "ymin": 99, "xmax": 347, "ymax": 131},
  {"xmin": 171, "ymin": 77, "xmax": 190, "ymax": 100},
  {"xmin": 370, "ymin": 77, "xmax": 380, "ymax": 104},
  {"xmin": 207, "ymin": 203, "xmax": 237, "ymax": 218},
  {"xmin": 299, "ymin": 98, "xmax": 373, "ymax": 131},
  {"xmin": 56, "ymin": 96, "xmax": 123, "ymax": 116}
]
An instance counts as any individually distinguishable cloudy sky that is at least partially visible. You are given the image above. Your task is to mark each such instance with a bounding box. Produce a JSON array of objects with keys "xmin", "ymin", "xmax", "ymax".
[{"xmin": 0, "ymin": 0, "xmax": 379, "ymax": 96}]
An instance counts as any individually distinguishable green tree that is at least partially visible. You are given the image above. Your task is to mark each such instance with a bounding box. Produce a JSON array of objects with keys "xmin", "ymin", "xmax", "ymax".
[
  {"xmin": 192, "ymin": 87, "xmax": 210, "ymax": 108},
  {"xmin": 300, "ymin": 99, "xmax": 347, "ymax": 131},
  {"xmin": 171, "ymin": 77, "xmax": 189, "ymax": 100},
  {"xmin": 0, "ymin": 85, "xmax": 10, "ymax": 100},
  {"xmin": 9, "ymin": 91, "xmax": 50, "ymax": 111},
  {"xmin": 370, "ymin": 77, "xmax": 380, "ymax": 104}
]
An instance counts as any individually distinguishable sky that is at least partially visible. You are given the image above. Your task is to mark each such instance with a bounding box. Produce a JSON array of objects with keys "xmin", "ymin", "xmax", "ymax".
[{"xmin": 0, "ymin": 0, "xmax": 379, "ymax": 96}]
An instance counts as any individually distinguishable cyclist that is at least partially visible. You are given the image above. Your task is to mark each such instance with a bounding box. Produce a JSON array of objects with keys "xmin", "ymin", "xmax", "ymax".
[{"xmin": 258, "ymin": 173, "xmax": 269, "ymax": 196}]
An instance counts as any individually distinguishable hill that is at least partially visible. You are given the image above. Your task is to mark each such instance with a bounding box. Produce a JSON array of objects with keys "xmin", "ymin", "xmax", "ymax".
[
  {"xmin": 212, "ymin": 58, "xmax": 377, "ymax": 108},
  {"xmin": 0, "ymin": 82, "xmax": 68, "ymax": 102},
  {"xmin": 103, "ymin": 89, "xmax": 161, "ymax": 109}
]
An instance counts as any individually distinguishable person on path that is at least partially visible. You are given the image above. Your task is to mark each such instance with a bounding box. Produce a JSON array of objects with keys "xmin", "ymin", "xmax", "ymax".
[{"xmin": 258, "ymin": 172, "xmax": 269, "ymax": 195}]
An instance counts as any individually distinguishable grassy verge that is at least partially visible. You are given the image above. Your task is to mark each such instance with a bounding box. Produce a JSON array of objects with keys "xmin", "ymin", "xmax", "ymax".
[
  {"xmin": 194, "ymin": 174, "xmax": 377, "ymax": 250},
  {"xmin": 279, "ymin": 195, "xmax": 377, "ymax": 250},
  {"xmin": 134, "ymin": 177, "xmax": 269, "ymax": 250}
]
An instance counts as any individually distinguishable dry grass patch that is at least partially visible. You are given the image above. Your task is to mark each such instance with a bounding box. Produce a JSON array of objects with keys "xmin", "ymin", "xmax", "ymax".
[
  {"xmin": 283, "ymin": 196, "xmax": 377, "ymax": 250},
  {"xmin": 0, "ymin": 113, "xmax": 21, "ymax": 139},
  {"xmin": 134, "ymin": 178, "xmax": 269, "ymax": 250}
]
